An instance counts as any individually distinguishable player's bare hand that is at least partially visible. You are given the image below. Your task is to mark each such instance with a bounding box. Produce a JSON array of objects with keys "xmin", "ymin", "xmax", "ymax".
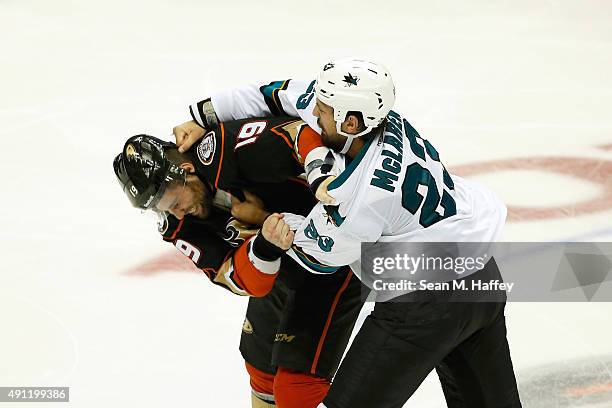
[
  {"xmin": 231, "ymin": 191, "xmax": 270, "ymax": 226},
  {"xmin": 316, "ymin": 176, "xmax": 337, "ymax": 205},
  {"xmin": 262, "ymin": 213, "xmax": 294, "ymax": 250},
  {"xmin": 173, "ymin": 120, "xmax": 206, "ymax": 153}
]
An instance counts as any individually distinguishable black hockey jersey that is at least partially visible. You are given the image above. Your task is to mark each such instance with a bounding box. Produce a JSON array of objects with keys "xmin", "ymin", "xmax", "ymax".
[{"xmin": 160, "ymin": 117, "xmax": 320, "ymax": 296}]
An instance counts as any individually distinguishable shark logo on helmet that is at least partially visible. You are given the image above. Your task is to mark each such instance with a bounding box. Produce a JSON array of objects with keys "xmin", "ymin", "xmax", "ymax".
[{"xmin": 342, "ymin": 73, "xmax": 359, "ymax": 87}]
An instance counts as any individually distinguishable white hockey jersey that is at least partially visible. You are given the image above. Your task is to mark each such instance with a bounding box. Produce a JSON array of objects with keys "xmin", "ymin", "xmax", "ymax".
[
  {"xmin": 191, "ymin": 79, "xmax": 321, "ymax": 134},
  {"xmin": 189, "ymin": 80, "xmax": 507, "ymax": 281},
  {"xmin": 283, "ymin": 110, "xmax": 506, "ymax": 279}
]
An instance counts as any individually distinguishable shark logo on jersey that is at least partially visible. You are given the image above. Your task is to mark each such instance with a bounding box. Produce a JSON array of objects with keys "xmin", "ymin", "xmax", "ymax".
[
  {"xmin": 323, "ymin": 205, "xmax": 345, "ymax": 227},
  {"xmin": 304, "ymin": 219, "xmax": 334, "ymax": 252},
  {"xmin": 343, "ymin": 73, "xmax": 359, "ymax": 87},
  {"xmin": 197, "ymin": 131, "xmax": 216, "ymax": 165}
]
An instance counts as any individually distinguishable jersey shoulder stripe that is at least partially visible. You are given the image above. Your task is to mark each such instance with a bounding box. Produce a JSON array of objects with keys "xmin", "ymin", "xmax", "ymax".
[
  {"xmin": 259, "ymin": 80, "xmax": 291, "ymax": 116},
  {"xmin": 291, "ymin": 245, "xmax": 341, "ymax": 274}
]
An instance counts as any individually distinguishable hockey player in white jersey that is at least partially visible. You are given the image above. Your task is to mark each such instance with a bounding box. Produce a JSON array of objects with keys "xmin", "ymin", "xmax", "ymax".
[{"xmin": 174, "ymin": 58, "xmax": 522, "ymax": 407}]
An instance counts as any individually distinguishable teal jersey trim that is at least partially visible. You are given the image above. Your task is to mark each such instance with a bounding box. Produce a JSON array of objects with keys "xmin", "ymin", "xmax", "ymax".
[
  {"xmin": 259, "ymin": 80, "xmax": 290, "ymax": 116},
  {"xmin": 292, "ymin": 246, "xmax": 340, "ymax": 274},
  {"xmin": 327, "ymin": 133, "xmax": 377, "ymax": 192}
]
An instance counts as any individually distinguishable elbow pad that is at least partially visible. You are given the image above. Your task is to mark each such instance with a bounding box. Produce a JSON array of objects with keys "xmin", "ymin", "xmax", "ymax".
[
  {"xmin": 304, "ymin": 148, "xmax": 343, "ymax": 194},
  {"xmin": 189, "ymin": 97, "xmax": 220, "ymax": 129}
]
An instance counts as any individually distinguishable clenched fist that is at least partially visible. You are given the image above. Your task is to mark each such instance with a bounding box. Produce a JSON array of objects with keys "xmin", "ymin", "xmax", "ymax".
[
  {"xmin": 261, "ymin": 213, "xmax": 295, "ymax": 251},
  {"xmin": 173, "ymin": 120, "xmax": 207, "ymax": 153}
]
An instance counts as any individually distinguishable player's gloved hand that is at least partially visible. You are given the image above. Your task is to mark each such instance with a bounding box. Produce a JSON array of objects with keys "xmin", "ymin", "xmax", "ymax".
[
  {"xmin": 173, "ymin": 120, "xmax": 207, "ymax": 153},
  {"xmin": 231, "ymin": 191, "xmax": 270, "ymax": 226},
  {"xmin": 315, "ymin": 176, "xmax": 337, "ymax": 205},
  {"xmin": 261, "ymin": 213, "xmax": 294, "ymax": 251}
]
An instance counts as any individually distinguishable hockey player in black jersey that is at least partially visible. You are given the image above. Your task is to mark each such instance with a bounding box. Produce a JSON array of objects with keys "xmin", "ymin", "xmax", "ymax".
[{"xmin": 113, "ymin": 116, "xmax": 364, "ymax": 408}]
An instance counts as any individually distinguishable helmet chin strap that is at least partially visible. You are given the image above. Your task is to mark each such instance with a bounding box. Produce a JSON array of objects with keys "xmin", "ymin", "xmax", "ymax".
[
  {"xmin": 336, "ymin": 122, "xmax": 373, "ymax": 155},
  {"xmin": 339, "ymin": 135, "xmax": 356, "ymax": 154}
]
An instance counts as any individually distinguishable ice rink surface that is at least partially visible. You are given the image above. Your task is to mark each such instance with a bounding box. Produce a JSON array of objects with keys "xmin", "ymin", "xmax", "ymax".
[{"xmin": 1, "ymin": 0, "xmax": 611, "ymax": 406}]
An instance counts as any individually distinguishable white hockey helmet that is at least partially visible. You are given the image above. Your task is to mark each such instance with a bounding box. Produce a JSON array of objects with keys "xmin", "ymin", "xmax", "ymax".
[{"xmin": 314, "ymin": 57, "xmax": 396, "ymax": 153}]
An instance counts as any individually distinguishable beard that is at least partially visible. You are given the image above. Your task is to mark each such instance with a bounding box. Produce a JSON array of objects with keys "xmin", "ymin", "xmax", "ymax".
[
  {"xmin": 318, "ymin": 119, "xmax": 348, "ymax": 152},
  {"xmin": 320, "ymin": 131, "xmax": 346, "ymax": 153},
  {"xmin": 186, "ymin": 177, "xmax": 213, "ymax": 219}
]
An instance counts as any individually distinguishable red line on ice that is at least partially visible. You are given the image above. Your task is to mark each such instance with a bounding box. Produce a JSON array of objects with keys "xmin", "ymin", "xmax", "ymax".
[
  {"xmin": 451, "ymin": 156, "xmax": 612, "ymax": 221},
  {"xmin": 124, "ymin": 251, "xmax": 199, "ymax": 276},
  {"xmin": 564, "ymin": 381, "xmax": 612, "ymax": 397},
  {"xmin": 599, "ymin": 144, "xmax": 612, "ymax": 151}
]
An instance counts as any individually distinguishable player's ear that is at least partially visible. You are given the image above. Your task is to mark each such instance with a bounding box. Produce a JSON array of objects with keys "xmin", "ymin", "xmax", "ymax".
[
  {"xmin": 342, "ymin": 114, "xmax": 360, "ymax": 135},
  {"xmin": 179, "ymin": 163, "xmax": 196, "ymax": 173}
]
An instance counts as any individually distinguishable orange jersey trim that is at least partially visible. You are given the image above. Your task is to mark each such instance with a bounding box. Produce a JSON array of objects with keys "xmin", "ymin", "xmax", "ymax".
[
  {"xmin": 296, "ymin": 125, "xmax": 324, "ymax": 161},
  {"xmin": 214, "ymin": 122, "xmax": 226, "ymax": 189},
  {"xmin": 270, "ymin": 121, "xmax": 301, "ymax": 163},
  {"xmin": 233, "ymin": 238, "xmax": 278, "ymax": 297},
  {"xmin": 270, "ymin": 120, "xmax": 297, "ymax": 150},
  {"xmin": 165, "ymin": 218, "xmax": 185, "ymax": 241}
]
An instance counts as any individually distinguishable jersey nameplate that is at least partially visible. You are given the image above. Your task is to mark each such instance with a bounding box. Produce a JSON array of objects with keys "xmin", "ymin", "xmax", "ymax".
[{"xmin": 370, "ymin": 110, "xmax": 404, "ymax": 192}]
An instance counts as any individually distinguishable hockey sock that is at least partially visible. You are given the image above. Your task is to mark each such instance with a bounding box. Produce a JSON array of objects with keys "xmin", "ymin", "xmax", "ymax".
[{"xmin": 273, "ymin": 367, "xmax": 331, "ymax": 408}]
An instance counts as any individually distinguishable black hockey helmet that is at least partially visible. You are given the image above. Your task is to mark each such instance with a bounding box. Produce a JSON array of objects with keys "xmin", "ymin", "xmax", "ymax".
[{"xmin": 113, "ymin": 135, "xmax": 186, "ymax": 210}]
